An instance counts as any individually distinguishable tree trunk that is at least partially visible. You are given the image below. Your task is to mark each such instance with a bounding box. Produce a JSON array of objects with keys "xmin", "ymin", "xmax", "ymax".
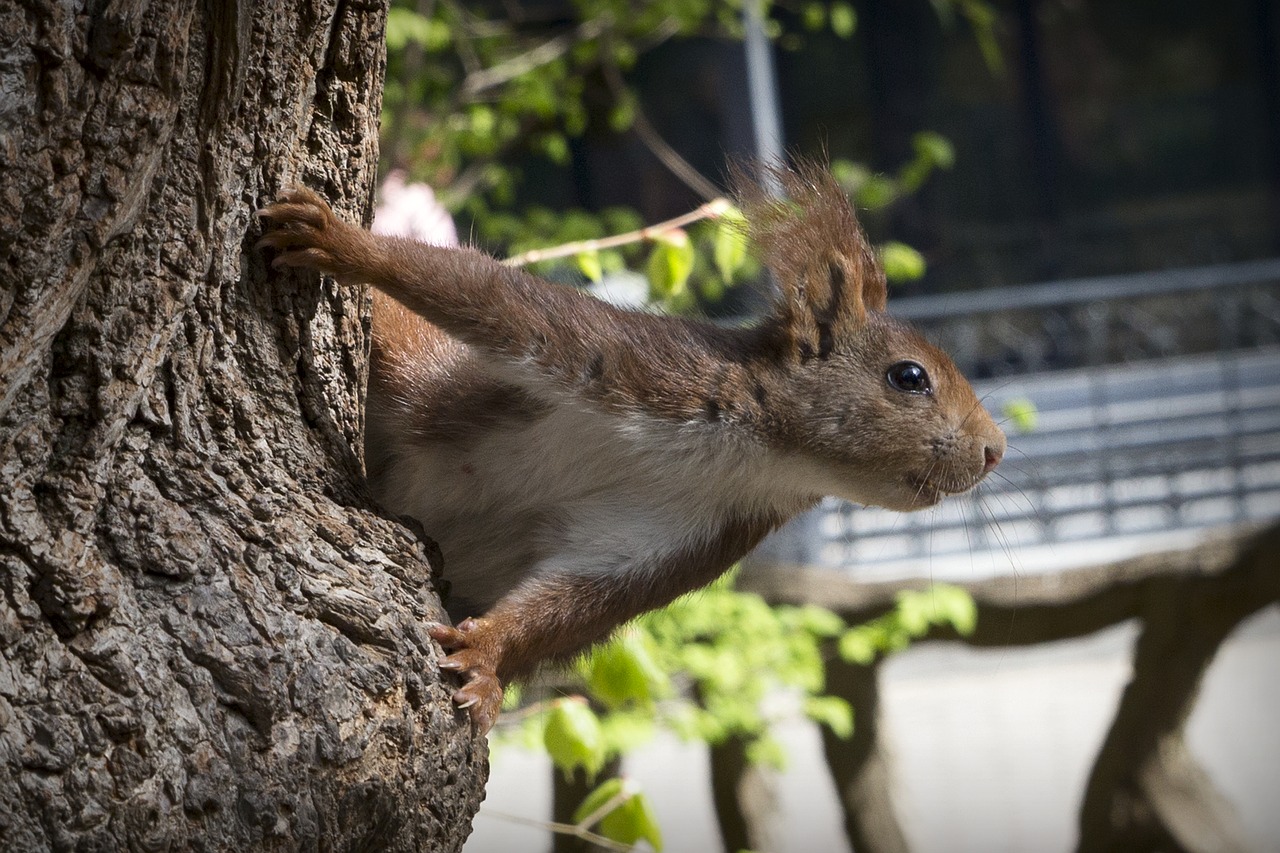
[
  {"xmin": 707, "ymin": 734, "xmax": 778, "ymax": 853},
  {"xmin": 0, "ymin": 1, "xmax": 487, "ymax": 849},
  {"xmin": 819, "ymin": 657, "xmax": 909, "ymax": 853}
]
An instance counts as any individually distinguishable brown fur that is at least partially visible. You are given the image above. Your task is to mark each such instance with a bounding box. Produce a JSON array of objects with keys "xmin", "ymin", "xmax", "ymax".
[
  {"xmin": 258, "ymin": 165, "xmax": 1006, "ymax": 734},
  {"xmin": 425, "ymin": 510, "xmax": 785, "ymax": 731}
]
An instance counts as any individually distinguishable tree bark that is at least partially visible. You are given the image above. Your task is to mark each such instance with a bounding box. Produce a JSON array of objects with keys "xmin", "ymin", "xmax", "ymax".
[
  {"xmin": 818, "ymin": 657, "xmax": 909, "ymax": 853},
  {"xmin": 0, "ymin": 1, "xmax": 486, "ymax": 849}
]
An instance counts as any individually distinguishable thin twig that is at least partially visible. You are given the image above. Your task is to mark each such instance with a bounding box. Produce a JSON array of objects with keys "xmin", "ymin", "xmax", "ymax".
[
  {"xmin": 491, "ymin": 696, "xmax": 561, "ymax": 726},
  {"xmin": 463, "ymin": 15, "xmax": 615, "ymax": 96},
  {"xmin": 503, "ymin": 198, "xmax": 733, "ymax": 266},
  {"xmin": 601, "ymin": 57, "xmax": 723, "ymax": 202},
  {"xmin": 479, "ymin": 809, "xmax": 637, "ymax": 852},
  {"xmin": 440, "ymin": 0, "xmax": 482, "ymax": 74},
  {"xmin": 574, "ymin": 783, "xmax": 638, "ymax": 834}
]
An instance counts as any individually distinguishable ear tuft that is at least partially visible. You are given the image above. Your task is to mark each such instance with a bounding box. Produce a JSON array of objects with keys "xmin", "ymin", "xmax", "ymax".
[{"xmin": 732, "ymin": 159, "xmax": 889, "ymax": 354}]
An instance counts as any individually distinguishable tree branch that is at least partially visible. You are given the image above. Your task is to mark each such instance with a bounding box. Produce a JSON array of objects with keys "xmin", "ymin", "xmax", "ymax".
[
  {"xmin": 462, "ymin": 15, "xmax": 615, "ymax": 97},
  {"xmin": 504, "ymin": 198, "xmax": 733, "ymax": 266},
  {"xmin": 602, "ymin": 57, "xmax": 724, "ymax": 202}
]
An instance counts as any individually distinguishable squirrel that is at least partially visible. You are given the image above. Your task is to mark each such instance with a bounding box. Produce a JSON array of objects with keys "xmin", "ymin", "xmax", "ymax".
[{"xmin": 257, "ymin": 162, "xmax": 1006, "ymax": 734}]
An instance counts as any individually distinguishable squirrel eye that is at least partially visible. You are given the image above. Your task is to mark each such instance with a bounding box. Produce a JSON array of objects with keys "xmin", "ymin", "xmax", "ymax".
[{"xmin": 886, "ymin": 361, "xmax": 931, "ymax": 395}]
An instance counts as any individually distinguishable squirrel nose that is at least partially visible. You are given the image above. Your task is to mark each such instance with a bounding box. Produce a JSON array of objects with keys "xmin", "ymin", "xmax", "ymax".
[{"xmin": 983, "ymin": 444, "xmax": 1003, "ymax": 474}]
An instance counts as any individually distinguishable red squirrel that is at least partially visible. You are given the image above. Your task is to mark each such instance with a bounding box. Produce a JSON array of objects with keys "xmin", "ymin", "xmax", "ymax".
[{"xmin": 258, "ymin": 163, "xmax": 1005, "ymax": 734}]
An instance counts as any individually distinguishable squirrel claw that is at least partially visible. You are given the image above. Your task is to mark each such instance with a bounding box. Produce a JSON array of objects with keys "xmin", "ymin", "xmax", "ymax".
[
  {"xmin": 426, "ymin": 621, "xmax": 467, "ymax": 647},
  {"xmin": 454, "ymin": 671, "xmax": 503, "ymax": 734},
  {"xmin": 427, "ymin": 620, "xmax": 504, "ymax": 735}
]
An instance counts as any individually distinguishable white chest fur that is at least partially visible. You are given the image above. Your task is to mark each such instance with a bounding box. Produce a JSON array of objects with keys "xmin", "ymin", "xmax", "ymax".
[{"xmin": 366, "ymin": 384, "xmax": 806, "ymax": 614}]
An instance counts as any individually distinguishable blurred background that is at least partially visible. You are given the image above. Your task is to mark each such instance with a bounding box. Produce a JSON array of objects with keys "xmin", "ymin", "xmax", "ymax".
[{"xmin": 376, "ymin": 1, "xmax": 1280, "ymax": 850}]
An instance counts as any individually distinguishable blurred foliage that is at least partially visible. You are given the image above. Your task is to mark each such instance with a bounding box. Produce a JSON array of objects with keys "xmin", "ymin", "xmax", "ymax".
[
  {"xmin": 495, "ymin": 573, "xmax": 976, "ymax": 849},
  {"xmin": 380, "ymin": 0, "xmax": 996, "ymax": 304},
  {"xmin": 1002, "ymin": 397, "xmax": 1040, "ymax": 433}
]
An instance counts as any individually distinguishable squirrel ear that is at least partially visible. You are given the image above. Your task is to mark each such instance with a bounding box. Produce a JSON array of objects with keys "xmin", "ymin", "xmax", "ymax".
[
  {"xmin": 844, "ymin": 235, "xmax": 888, "ymax": 314},
  {"xmin": 735, "ymin": 159, "xmax": 889, "ymax": 358}
]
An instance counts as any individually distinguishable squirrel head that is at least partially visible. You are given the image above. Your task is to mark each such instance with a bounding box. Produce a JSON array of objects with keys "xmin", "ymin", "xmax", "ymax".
[{"xmin": 737, "ymin": 161, "xmax": 1006, "ymax": 512}]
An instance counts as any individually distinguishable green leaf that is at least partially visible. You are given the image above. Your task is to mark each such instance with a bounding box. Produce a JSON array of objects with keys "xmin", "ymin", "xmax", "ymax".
[
  {"xmin": 600, "ymin": 790, "xmax": 663, "ymax": 850},
  {"xmin": 838, "ymin": 627, "xmax": 879, "ymax": 665},
  {"xmin": 573, "ymin": 779, "xmax": 663, "ymax": 851},
  {"xmin": 913, "ymin": 131, "xmax": 955, "ymax": 169},
  {"xmin": 572, "ymin": 776, "xmax": 625, "ymax": 825},
  {"xmin": 712, "ymin": 206, "xmax": 750, "ymax": 284},
  {"xmin": 960, "ymin": 0, "xmax": 1005, "ymax": 73},
  {"xmin": 646, "ymin": 231, "xmax": 695, "ymax": 300},
  {"xmin": 856, "ymin": 174, "xmax": 898, "ymax": 210},
  {"xmin": 744, "ymin": 734, "xmax": 787, "ymax": 769},
  {"xmin": 804, "ymin": 696, "xmax": 854, "ymax": 739},
  {"xmin": 801, "ymin": 3, "xmax": 826, "ymax": 30},
  {"xmin": 609, "ymin": 94, "xmax": 638, "ymax": 133},
  {"xmin": 586, "ymin": 631, "xmax": 669, "ymax": 709},
  {"xmin": 831, "ymin": 159, "xmax": 871, "ymax": 195},
  {"xmin": 599, "ymin": 710, "xmax": 657, "ymax": 755},
  {"xmin": 900, "ymin": 131, "xmax": 955, "ymax": 192},
  {"xmin": 830, "ymin": 2, "xmax": 858, "ymax": 38},
  {"xmin": 1002, "ymin": 397, "xmax": 1039, "ymax": 433},
  {"xmin": 895, "ymin": 590, "xmax": 932, "ymax": 636},
  {"xmin": 385, "ymin": 8, "xmax": 450, "ymax": 52},
  {"xmin": 880, "ymin": 242, "xmax": 926, "ymax": 282},
  {"xmin": 544, "ymin": 698, "xmax": 606, "ymax": 777},
  {"xmin": 576, "ymin": 250, "xmax": 604, "ymax": 282},
  {"xmin": 791, "ymin": 604, "xmax": 846, "ymax": 637},
  {"xmin": 468, "ymin": 105, "xmax": 497, "ymax": 138},
  {"xmin": 538, "ymin": 132, "xmax": 570, "ymax": 165},
  {"xmin": 932, "ymin": 584, "xmax": 978, "ymax": 636}
]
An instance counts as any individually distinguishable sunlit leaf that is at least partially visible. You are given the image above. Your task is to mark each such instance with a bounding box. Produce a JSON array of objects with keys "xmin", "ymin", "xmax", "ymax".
[
  {"xmin": 804, "ymin": 696, "xmax": 854, "ymax": 738},
  {"xmin": 646, "ymin": 230, "xmax": 695, "ymax": 300},
  {"xmin": 838, "ymin": 627, "xmax": 878, "ymax": 665},
  {"xmin": 712, "ymin": 206, "xmax": 750, "ymax": 284},
  {"xmin": 856, "ymin": 175, "xmax": 897, "ymax": 210},
  {"xmin": 573, "ymin": 778, "xmax": 664, "ymax": 851},
  {"xmin": 385, "ymin": 8, "xmax": 450, "ymax": 51},
  {"xmin": 880, "ymin": 242, "xmax": 926, "ymax": 281},
  {"xmin": 932, "ymin": 584, "xmax": 978, "ymax": 635},
  {"xmin": 744, "ymin": 734, "xmax": 787, "ymax": 769},
  {"xmin": 610, "ymin": 94, "xmax": 638, "ymax": 133},
  {"xmin": 895, "ymin": 590, "xmax": 931, "ymax": 636},
  {"xmin": 913, "ymin": 131, "xmax": 955, "ymax": 169},
  {"xmin": 1003, "ymin": 397, "xmax": 1039, "ymax": 433},
  {"xmin": 544, "ymin": 698, "xmax": 606, "ymax": 777},
  {"xmin": 600, "ymin": 790, "xmax": 663, "ymax": 850},
  {"xmin": 572, "ymin": 776, "xmax": 626, "ymax": 825},
  {"xmin": 576, "ymin": 250, "xmax": 604, "ymax": 282},
  {"xmin": 802, "ymin": 3, "xmax": 826, "ymax": 30},
  {"xmin": 586, "ymin": 631, "xmax": 669, "ymax": 709},
  {"xmin": 830, "ymin": 2, "xmax": 857, "ymax": 38}
]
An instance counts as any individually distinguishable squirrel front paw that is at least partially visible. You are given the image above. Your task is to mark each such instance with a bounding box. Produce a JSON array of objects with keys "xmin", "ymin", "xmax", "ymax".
[
  {"xmin": 257, "ymin": 187, "xmax": 367, "ymax": 278},
  {"xmin": 427, "ymin": 619, "xmax": 505, "ymax": 735}
]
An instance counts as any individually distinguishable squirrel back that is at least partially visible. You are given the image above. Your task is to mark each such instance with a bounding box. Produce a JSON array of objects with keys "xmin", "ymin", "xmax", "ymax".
[{"xmin": 258, "ymin": 162, "xmax": 1005, "ymax": 732}]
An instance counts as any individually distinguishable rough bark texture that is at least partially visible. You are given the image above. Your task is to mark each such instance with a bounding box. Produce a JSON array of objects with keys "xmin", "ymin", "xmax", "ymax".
[
  {"xmin": 0, "ymin": 1, "xmax": 487, "ymax": 849},
  {"xmin": 742, "ymin": 522, "xmax": 1279, "ymax": 853}
]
